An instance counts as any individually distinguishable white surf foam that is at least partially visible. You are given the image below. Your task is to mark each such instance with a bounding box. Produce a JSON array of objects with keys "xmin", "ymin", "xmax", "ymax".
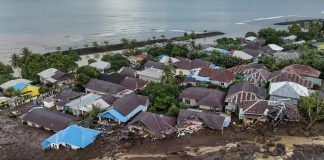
[
  {"xmin": 235, "ymin": 15, "xmax": 309, "ymax": 25},
  {"xmin": 321, "ymin": 11, "xmax": 324, "ymax": 14}
]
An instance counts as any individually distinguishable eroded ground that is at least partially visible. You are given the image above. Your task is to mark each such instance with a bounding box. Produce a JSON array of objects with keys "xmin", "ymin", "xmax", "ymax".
[{"xmin": 1, "ymin": 108, "xmax": 324, "ymax": 160}]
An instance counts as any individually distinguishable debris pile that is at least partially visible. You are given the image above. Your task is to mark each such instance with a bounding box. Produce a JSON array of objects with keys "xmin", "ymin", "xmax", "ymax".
[{"xmin": 177, "ymin": 120, "xmax": 203, "ymax": 137}]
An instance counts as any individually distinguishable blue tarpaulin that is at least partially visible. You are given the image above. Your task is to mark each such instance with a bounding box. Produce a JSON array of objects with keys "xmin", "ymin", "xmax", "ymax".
[{"xmin": 41, "ymin": 125, "xmax": 101, "ymax": 149}]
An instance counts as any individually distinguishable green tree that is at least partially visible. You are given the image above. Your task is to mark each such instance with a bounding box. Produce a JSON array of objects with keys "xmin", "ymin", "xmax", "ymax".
[
  {"xmin": 92, "ymin": 42, "xmax": 99, "ymax": 48},
  {"xmin": 288, "ymin": 23, "xmax": 302, "ymax": 35},
  {"xmin": 162, "ymin": 60, "xmax": 176, "ymax": 84},
  {"xmin": 215, "ymin": 37, "xmax": 242, "ymax": 50},
  {"xmin": 103, "ymin": 40, "xmax": 109, "ymax": 49},
  {"xmin": 87, "ymin": 104, "xmax": 102, "ymax": 118},
  {"xmin": 4, "ymin": 87, "xmax": 19, "ymax": 97},
  {"xmin": 102, "ymin": 54, "xmax": 130, "ymax": 71},
  {"xmin": 88, "ymin": 59, "xmax": 97, "ymax": 64},
  {"xmin": 167, "ymin": 103, "xmax": 180, "ymax": 116},
  {"xmin": 75, "ymin": 66, "xmax": 100, "ymax": 86},
  {"xmin": 298, "ymin": 93, "xmax": 324, "ymax": 130},
  {"xmin": 245, "ymin": 32, "xmax": 257, "ymax": 37},
  {"xmin": 141, "ymin": 82, "xmax": 180, "ymax": 112},
  {"xmin": 205, "ymin": 52, "xmax": 242, "ymax": 68}
]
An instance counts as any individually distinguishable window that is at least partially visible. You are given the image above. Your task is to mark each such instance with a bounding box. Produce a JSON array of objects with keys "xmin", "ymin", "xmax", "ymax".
[{"xmin": 185, "ymin": 99, "xmax": 190, "ymax": 104}]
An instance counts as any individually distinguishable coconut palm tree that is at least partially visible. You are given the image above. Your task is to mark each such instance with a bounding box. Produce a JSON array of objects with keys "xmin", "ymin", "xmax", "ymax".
[
  {"xmin": 162, "ymin": 58, "xmax": 176, "ymax": 84},
  {"xmin": 19, "ymin": 47, "xmax": 32, "ymax": 66},
  {"xmin": 10, "ymin": 53, "xmax": 21, "ymax": 77}
]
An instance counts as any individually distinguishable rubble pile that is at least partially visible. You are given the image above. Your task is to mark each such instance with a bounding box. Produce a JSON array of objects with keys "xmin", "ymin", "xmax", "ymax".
[{"xmin": 177, "ymin": 120, "xmax": 204, "ymax": 137}]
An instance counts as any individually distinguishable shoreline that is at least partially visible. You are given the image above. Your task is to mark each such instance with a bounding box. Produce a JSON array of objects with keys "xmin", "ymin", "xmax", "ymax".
[
  {"xmin": 274, "ymin": 19, "xmax": 324, "ymax": 25},
  {"xmin": 44, "ymin": 31, "xmax": 224, "ymax": 57}
]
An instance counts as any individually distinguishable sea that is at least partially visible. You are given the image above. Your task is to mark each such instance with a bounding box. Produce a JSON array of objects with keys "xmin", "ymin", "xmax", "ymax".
[{"xmin": 0, "ymin": 0, "xmax": 324, "ymax": 63}]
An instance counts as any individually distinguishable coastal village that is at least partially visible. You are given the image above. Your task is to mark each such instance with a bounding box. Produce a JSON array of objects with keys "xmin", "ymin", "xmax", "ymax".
[{"xmin": 1, "ymin": 21, "xmax": 324, "ymax": 159}]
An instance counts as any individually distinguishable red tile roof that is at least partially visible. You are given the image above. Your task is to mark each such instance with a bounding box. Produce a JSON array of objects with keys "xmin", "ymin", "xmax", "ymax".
[{"xmin": 282, "ymin": 64, "xmax": 321, "ymax": 78}]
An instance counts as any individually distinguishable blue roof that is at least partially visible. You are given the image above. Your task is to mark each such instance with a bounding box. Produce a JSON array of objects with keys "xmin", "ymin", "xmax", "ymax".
[
  {"xmin": 157, "ymin": 54, "xmax": 168, "ymax": 60},
  {"xmin": 41, "ymin": 125, "xmax": 101, "ymax": 149},
  {"xmin": 190, "ymin": 71, "xmax": 211, "ymax": 82},
  {"xmin": 13, "ymin": 83, "xmax": 28, "ymax": 91},
  {"xmin": 100, "ymin": 105, "xmax": 146, "ymax": 123}
]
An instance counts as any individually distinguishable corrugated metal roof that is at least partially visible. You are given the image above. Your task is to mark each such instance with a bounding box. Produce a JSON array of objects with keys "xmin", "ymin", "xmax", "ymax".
[
  {"xmin": 41, "ymin": 125, "xmax": 101, "ymax": 149},
  {"xmin": 0, "ymin": 79, "xmax": 32, "ymax": 90},
  {"xmin": 66, "ymin": 93, "xmax": 102, "ymax": 110},
  {"xmin": 90, "ymin": 60, "xmax": 110, "ymax": 70}
]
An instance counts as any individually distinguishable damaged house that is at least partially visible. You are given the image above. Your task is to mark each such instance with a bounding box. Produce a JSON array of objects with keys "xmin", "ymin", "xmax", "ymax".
[
  {"xmin": 177, "ymin": 109, "xmax": 230, "ymax": 135},
  {"xmin": 238, "ymin": 100, "xmax": 300, "ymax": 123},
  {"xmin": 179, "ymin": 87, "xmax": 226, "ymax": 111},
  {"xmin": 128, "ymin": 112, "xmax": 176, "ymax": 139},
  {"xmin": 225, "ymin": 81, "xmax": 266, "ymax": 112}
]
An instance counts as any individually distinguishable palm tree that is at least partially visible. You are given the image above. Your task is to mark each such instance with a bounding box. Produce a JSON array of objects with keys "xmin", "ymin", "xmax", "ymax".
[
  {"xmin": 19, "ymin": 47, "xmax": 32, "ymax": 68},
  {"xmin": 161, "ymin": 35, "xmax": 165, "ymax": 39},
  {"xmin": 162, "ymin": 58, "xmax": 176, "ymax": 84},
  {"xmin": 10, "ymin": 53, "xmax": 21, "ymax": 77},
  {"xmin": 103, "ymin": 40, "xmax": 109, "ymax": 49}
]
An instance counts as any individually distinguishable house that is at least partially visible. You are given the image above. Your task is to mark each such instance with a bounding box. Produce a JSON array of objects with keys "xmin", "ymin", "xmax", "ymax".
[
  {"xmin": 181, "ymin": 77, "xmax": 197, "ymax": 86},
  {"xmin": 128, "ymin": 112, "xmax": 176, "ymax": 139},
  {"xmin": 269, "ymin": 81, "xmax": 310, "ymax": 105},
  {"xmin": 118, "ymin": 67, "xmax": 137, "ymax": 77},
  {"xmin": 83, "ymin": 78, "xmax": 130, "ymax": 96},
  {"xmin": 137, "ymin": 68, "xmax": 164, "ymax": 83},
  {"xmin": 0, "ymin": 78, "xmax": 32, "ymax": 91},
  {"xmin": 238, "ymin": 100, "xmax": 300, "ymax": 123},
  {"xmin": 21, "ymin": 107, "xmax": 79, "ymax": 132},
  {"xmin": 177, "ymin": 109, "xmax": 230, "ymax": 133},
  {"xmin": 268, "ymin": 70, "xmax": 313, "ymax": 89},
  {"xmin": 273, "ymin": 51, "xmax": 301, "ymax": 61},
  {"xmin": 143, "ymin": 60, "xmax": 164, "ymax": 70},
  {"xmin": 282, "ymin": 64, "xmax": 321, "ymax": 78},
  {"xmin": 174, "ymin": 58, "xmax": 213, "ymax": 76},
  {"xmin": 244, "ymin": 36, "xmax": 257, "ymax": 42},
  {"xmin": 313, "ymin": 42, "xmax": 324, "ymax": 50},
  {"xmin": 41, "ymin": 125, "xmax": 101, "ymax": 150},
  {"xmin": 119, "ymin": 76, "xmax": 148, "ymax": 90},
  {"xmin": 243, "ymin": 68, "xmax": 272, "ymax": 86},
  {"xmin": 196, "ymin": 67, "xmax": 235, "ymax": 88},
  {"xmin": 227, "ymin": 63, "xmax": 267, "ymax": 75},
  {"xmin": 0, "ymin": 96, "xmax": 9, "ymax": 107},
  {"xmin": 128, "ymin": 53, "xmax": 147, "ymax": 67},
  {"xmin": 100, "ymin": 73, "xmax": 126, "ymax": 84},
  {"xmin": 99, "ymin": 93, "xmax": 149, "ymax": 123},
  {"xmin": 54, "ymin": 90, "xmax": 83, "ymax": 111},
  {"xmin": 241, "ymin": 48, "xmax": 264, "ymax": 62},
  {"xmin": 282, "ymin": 35, "xmax": 297, "ymax": 43},
  {"xmin": 90, "ymin": 60, "xmax": 110, "ymax": 73},
  {"xmin": 64, "ymin": 93, "xmax": 102, "ymax": 115},
  {"xmin": 261, "ymin": 44, "xmax": 284, "ymax": 54},
  {"xmin": 79, "ymin": 98, "xmax": 111, "ymax": 114},
  {"xmin": 13, "ymin": 83, "xmax": 39, "ymax": 97},
  {"xmin": 38, "ymin": 68, "xmax": 74, "ymax": 86},
  {"xmin": 225, "ymin": 81, "xmax": 266, "ymax": 112},
  {"xmin": 179, "ymin": 87, "xmax": 226, "ymax": 111},
  {"xmin": 158, "ymin": 55, "xmax": 180, "ymax": 64},
  {"xmin": 228, "ymin": 50, "xmax": 253, "ymax": 62}
]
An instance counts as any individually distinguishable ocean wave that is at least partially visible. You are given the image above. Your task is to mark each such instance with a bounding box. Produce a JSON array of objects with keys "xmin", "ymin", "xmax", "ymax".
[
  {"xmin": 154, "ymin": 29, "xmax": 166, "ymax": 32},
  {"xmin": 321, "ymin": 11, "xmax": 324, "ymax": 14},
  {"xmin": 93, "ymin": 33, "xmax": 115, "ymax": 37},
  {"xmin": 235, "ymin": 15, "xmax": 309, "ymax": 24},
  {"xmin": 170, "ymin": 29, "xmax": 188, "ymax": 33}
]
